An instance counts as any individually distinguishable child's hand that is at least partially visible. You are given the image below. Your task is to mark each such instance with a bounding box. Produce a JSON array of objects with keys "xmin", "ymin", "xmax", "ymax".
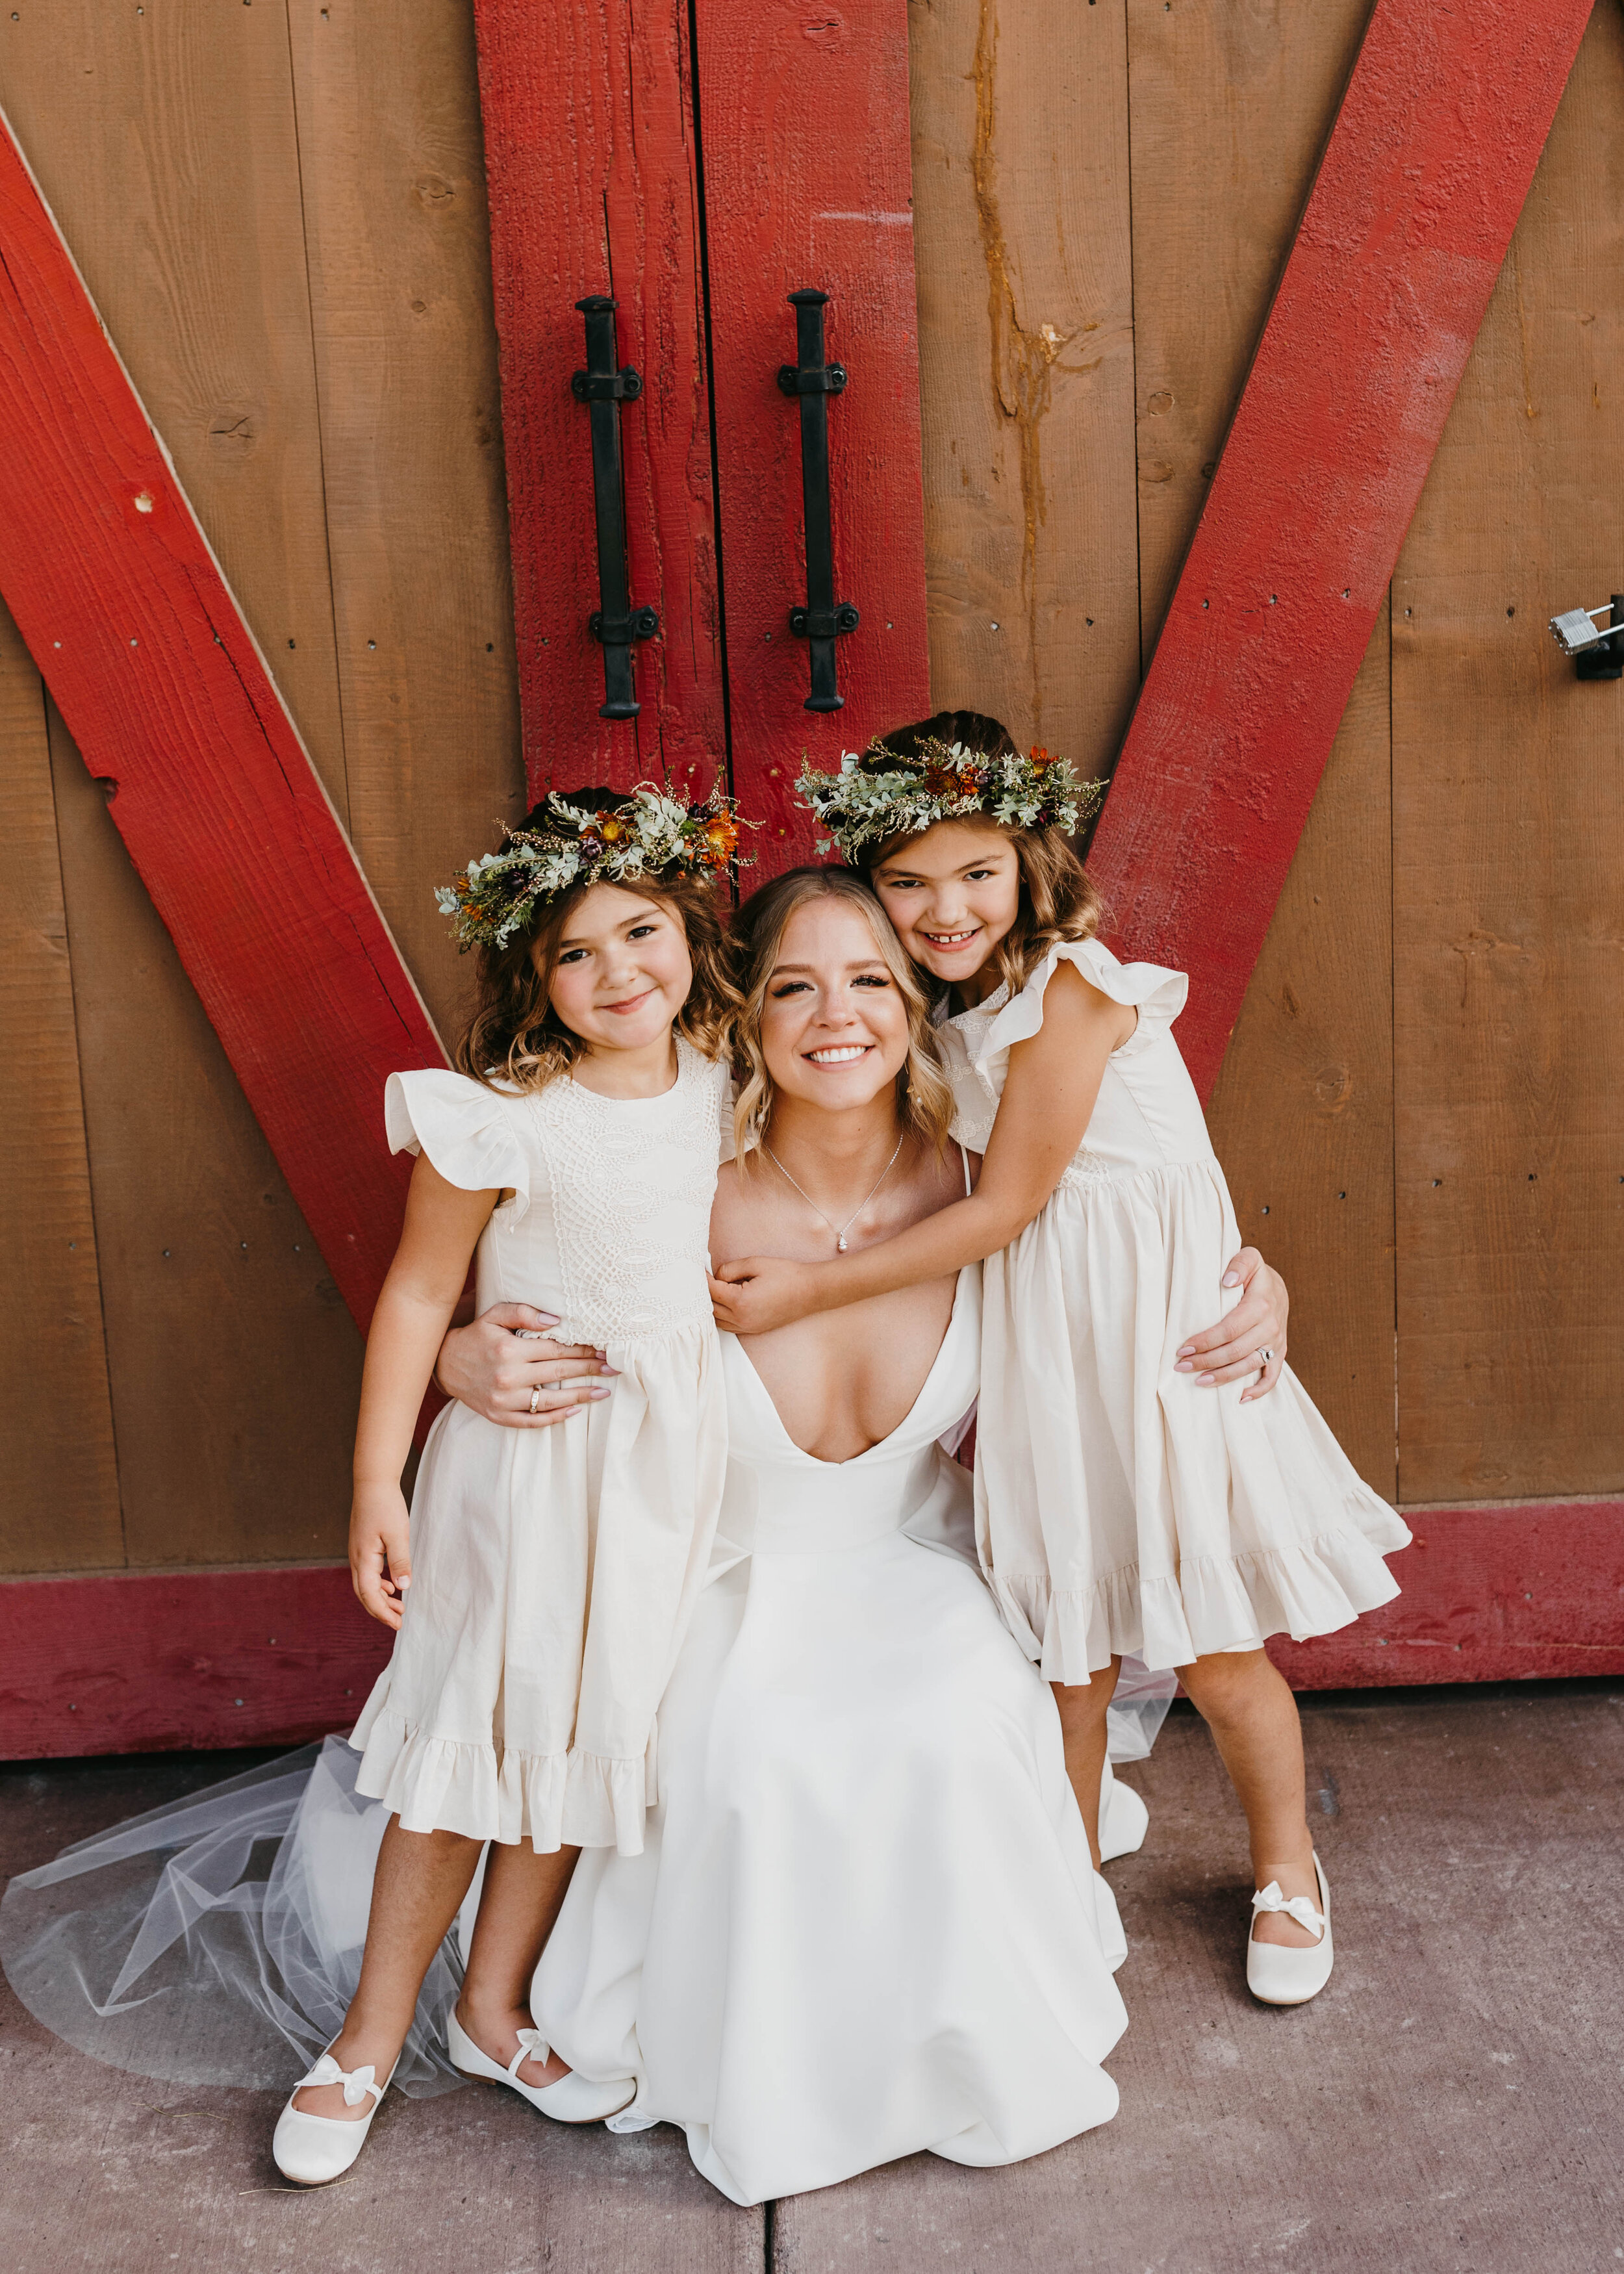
[
  {"xmin": 709, "ymin": 1256, "xmax": 823, "ymax": 1336},
  {"xmin": 350, "ymin": 1481, "xmax": 413, "ymax": 1628}
]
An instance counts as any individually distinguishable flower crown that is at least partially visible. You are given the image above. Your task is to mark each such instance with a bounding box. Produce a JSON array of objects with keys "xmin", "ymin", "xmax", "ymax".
[
  {"xmin": 795, "ymin": 735, "xmax": 1104, "ymax": 862},
  {"xmin": 435, "ymin": 782, "xmax": 748, "ymax": 952}
]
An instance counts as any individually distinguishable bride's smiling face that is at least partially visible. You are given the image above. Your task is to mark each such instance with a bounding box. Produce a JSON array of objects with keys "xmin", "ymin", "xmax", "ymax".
[{"xmin": 759, "ymin": 897, "xmax": 911, "ymax": 1114}]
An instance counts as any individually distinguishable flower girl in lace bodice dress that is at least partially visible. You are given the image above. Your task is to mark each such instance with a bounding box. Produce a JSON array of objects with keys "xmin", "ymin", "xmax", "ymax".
[
  {"xmin": 272, "ymin": 785, "xmax": 745, "ymax": 2186},
  {"xmin": 714, "ymin": 715, "xmax": 1412, "ymax": 2013}
]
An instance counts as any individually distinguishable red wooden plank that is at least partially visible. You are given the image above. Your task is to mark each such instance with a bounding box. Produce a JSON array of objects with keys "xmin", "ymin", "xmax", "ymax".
[
  {"xmin": 1087, "ymin": 0, "xmax": 1596, "ymax": 1102},
  {"xmin": 0, "ymin": 1566, "xmax": 389, "ymax": 1759},
  {"xmin": 0, "ymin": 111, "xmax": 443, "ymax": 1333},
  {"xmin": 694, "ymin": 0, "xmax": 932, "ymax": 869},
  {"xmin": 1269, "ymin": 1499, "xmax": 1624, "ymax": 1690},
  {"xmin": 2, "ymin": 1496, "xmax": 1616, "ymax": 1757},
  {"xmin": 470, "ymin": 0, "xmax": 724, "ymax": 799}
]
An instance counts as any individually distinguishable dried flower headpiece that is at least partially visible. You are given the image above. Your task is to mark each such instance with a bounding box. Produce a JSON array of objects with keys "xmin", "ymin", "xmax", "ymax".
[
  {"xmin": 795, "ymin": 735, "xmax": 1104, "ymax": 863},
  {"xmin": 435, "ymin": 782, "xmax": 749, "ymax": 952}
]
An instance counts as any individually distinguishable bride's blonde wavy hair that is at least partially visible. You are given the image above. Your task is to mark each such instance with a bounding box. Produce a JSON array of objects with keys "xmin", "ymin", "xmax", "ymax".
[{"xmin": 728, "ymin": 867, "xmax": 955, "ymax": 1166}]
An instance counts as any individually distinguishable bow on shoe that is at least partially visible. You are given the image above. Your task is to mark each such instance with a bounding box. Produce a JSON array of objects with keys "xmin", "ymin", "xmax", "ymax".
[
  {"xmin": 303, "ymin": 2051, "xmax": 380, "ymax": 2106},
  {"xmin": 513, "ymin": 2026, "xmax": 552, "ymax": 2071},
  {"xmin": 1251, "ymin": 1882, "xmax": 1326, "ymax": 1939}
]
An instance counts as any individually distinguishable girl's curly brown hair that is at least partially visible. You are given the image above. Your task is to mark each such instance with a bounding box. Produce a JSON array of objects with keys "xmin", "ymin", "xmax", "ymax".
[
  {"xmin": 726, "ymin": 865, "xmax": 955, "ymax": 1165},
  {"xmin": 859, "ymin": 709, "xmax": 1106, "ymax": 999},
  {"xmin": 453, "ymin": 789, "xmax": 739, "ymax": 1090}
]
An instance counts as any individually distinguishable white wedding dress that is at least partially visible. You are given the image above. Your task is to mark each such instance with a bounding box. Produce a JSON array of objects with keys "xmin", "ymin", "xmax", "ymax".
[{"xmin": 531, "ymin": 1267, "xmax": 1132, "ymax": 2206}]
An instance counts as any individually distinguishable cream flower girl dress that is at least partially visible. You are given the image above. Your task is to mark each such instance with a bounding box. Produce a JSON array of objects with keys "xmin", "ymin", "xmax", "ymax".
[{"xmin": 940, "ymin": 936, "xmax": 1412, "ymax": 1680}]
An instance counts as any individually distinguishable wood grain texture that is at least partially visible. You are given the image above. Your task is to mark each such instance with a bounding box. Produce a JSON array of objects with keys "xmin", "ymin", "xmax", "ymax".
[
  {"xmin": 46, "ymin": 704, "xmax": 362, "ymax": 1571},
  {"xmin": 1126, "ymin": 0, "xmax": 1377, "ymax": 656},
  {"xmin": 0, "ymin": 105, "xmax": 443, "ymax": 1331},
  {"xmin": 1207, "ymin": 609, "xmax": 1395, "ymax": 1500},
  {"xmin": 286, "ymin": 0, "xmax": 526, "ymax": 1046},
  {"xmin": 908, "ymin": 0, "xmax": 1138, "ymax": 777},
  {"xmin": 470, "ymin": 0, "xmax": 723, "ymax": 797},
  {"xmin": 696, "ymin": 0, "xmax": 932, "ymax": 867},
  {"xmin": 1087, "ymin": 0, "xmax": 1595, "ymax": 1101},
  {"xmin": 1269, "ymin": 1498, "xmax": 1624, "ymax": 1687},
  {"xmin": 1391, "ymin": 3, "xmax": 1624, "ymax": 1504},
  {"xmin": 0, "ymin": 1563, "xmax": 390, "ymax": 1757},
  {"xmin": 0, "ymin": 0, "xmax": 349, "ymax": 818},
  {"xmin": 0, "ymin": 605, "xmax": 123, "ymax": 1576}
]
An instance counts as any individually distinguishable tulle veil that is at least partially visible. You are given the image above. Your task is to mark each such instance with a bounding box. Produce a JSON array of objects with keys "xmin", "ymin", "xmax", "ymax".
[{"xmin": 0, "ymin": 1664, "xmax": 1171, "ymax": 2099}]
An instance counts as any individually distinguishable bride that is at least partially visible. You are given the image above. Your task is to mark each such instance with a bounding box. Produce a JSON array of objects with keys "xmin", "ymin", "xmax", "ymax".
[
  {"xmin": 1, "ymin": 866, "xmax": 1287, "ymax": 2208},
  {"xmin": 514, "ymin": 865, "xmax": 1131, "ymax": 2203}
]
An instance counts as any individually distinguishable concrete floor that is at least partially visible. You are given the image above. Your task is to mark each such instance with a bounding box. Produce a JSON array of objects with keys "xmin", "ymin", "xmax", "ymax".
[{"xmin": 2, "ymin": 1681, "xmax": 1619, "ymax": 2274}]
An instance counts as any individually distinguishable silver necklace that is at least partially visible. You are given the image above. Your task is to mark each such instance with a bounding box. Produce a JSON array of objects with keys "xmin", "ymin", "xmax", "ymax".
[{"xmin": 763, "ymin": 1134, "xmax": 904, "ymax": 1253}]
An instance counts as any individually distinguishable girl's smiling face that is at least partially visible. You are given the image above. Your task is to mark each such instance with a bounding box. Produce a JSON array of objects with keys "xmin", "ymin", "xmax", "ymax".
[
  {"xmin": 759, "ymin": 897, "xmax": 911, "ymax": 1112},
  {"xmin": 540, "ymin": 882, "xmax": 694, "ymax": 1055},
  {"xmin": 869, "ymin": 820, "xmax": 1021, "ymax": 989}
]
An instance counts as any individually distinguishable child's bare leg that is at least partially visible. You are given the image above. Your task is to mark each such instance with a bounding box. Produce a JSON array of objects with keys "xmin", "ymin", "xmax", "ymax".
[
  {"xmin": 1176, "ymin": 1648, "xmax": 1320, "ymax": 1947},
  {"xmin": 456, "ymin": 1841, "xmax": 581, "ymax": 2087},
  {"xmin": 1050, "ymin": 1657, "xmax": 1121, "ymax": 1867},
  {"xmin": 294, "ymin": 1817, "xmax": 482, "ymax": 2119}
]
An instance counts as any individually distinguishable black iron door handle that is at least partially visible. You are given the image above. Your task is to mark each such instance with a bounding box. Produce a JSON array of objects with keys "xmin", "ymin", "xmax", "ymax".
[
  {"xmin": 572, "ymin": 295, "xmax": 659, "ymax": 720},
  {"xmin": 779, "ymin": 288, "xmax": 858, "ymax": 712}
]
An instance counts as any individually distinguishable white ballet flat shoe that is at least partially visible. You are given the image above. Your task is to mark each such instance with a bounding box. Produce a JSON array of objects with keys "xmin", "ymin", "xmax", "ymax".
[
  {"xmin": 447, "ymin": 2009, "xmax": 635, "ymax": 2123},
  {"xmin": 1246, "ymin": 1851, "xmax": 1334, "ymax": 2006},
  {"xmin": 272, "ymin": 2047, "xmax": 398, "ymax": 2186},
  {"xmin": 1097, "ymin": 1763, "xmax": 1150, "ymax": 1863}
]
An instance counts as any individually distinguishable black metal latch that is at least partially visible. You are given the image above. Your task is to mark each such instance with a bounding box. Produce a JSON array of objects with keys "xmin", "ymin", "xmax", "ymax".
[
  {"xmin": 779, "ymin": 288, "xmax": 858, "ymax": 712},
  {"xmin": 572, "ymin": 295, "xmax": 659, "ymax": 719}
]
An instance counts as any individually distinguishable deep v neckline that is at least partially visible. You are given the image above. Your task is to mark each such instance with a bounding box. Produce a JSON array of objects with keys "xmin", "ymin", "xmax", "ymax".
[{"xmin": 728, "ymin": 1270, "xmax": 969, "ymax": 1470}]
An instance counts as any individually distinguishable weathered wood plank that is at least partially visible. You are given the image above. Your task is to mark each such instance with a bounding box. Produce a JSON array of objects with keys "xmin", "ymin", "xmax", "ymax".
[
  {"xmin": 470, "ymin": 0, "xmax": 722, "ymax": 797},
  {"xmin": 1126, "ymin": 0, "xmax": 1377, "ymax": 656},
  {"xmin": 45, "ymin": 703, "xmax": 362, "ymax": 1571},
  {"xmin": 1391, "ymin": 2, "xmax": 1624, "ymax": 1503},
  {"xmin": 908, "ymin": 0, "xmax": 1138, "ymax": 778},
  {"xmin": 0, "ymin": 100, "xmax": 442, "ymax": 1331},
  {"xmin": 696, "ymin": 0, "xmax": 932, "ymax": 867},
  {"xmin": 1126, "ymin": 0, "xmax": 1395, "ymax": 1497},
  {"xmin": 1207, "ymin": 609, "xmax": 1395, "ymax": 1500},
  {"xmin": 286, "ymin": 0, "xmax": 526, "ymax": 1046},
  {"xmin": 1087, "ymin": 0, "xmax": 1595, "ymax": 1102},
  {"xmin": 0, "ymin": 0, "xmax": 350, "ymax": 817},
  {"xmin": 0, "ymin": 604, "xmax": 123, "ymax": 1576}
]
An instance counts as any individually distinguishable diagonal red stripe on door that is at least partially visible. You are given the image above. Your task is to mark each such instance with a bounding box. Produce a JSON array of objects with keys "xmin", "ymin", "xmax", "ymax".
[
  {"xmin": 0, "ymin": 110, "xmax": 444, "ymax": 1331},
  {"xmin": 1088, "ymin": 0, "xmax": 1597, "ymax": 1101}
]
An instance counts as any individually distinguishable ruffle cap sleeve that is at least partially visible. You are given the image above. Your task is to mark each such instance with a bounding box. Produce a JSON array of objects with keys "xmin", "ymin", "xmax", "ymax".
[
  {"xmin": 385, "ymin": 1068, "xmax": 531, "ymax": 1217},
  {"xmin": 977, "ymin": 938, "xmax": 1187, "ymax": 1067}
]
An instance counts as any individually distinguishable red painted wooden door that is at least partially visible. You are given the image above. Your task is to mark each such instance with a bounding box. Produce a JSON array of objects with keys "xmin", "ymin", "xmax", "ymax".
[{"xmin": 472, "ymin": 0, "xmax": 931, "ymax": 863}]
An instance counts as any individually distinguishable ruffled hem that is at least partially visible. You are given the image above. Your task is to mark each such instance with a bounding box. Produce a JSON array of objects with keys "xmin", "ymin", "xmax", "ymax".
[
  {"xmin": 989, "ymin": 1494, "xmax": 1414, "ymax": 1682},
  {"xmin": 349, "ymin": 1699, "xmax": 657, "ymax": 1857}
]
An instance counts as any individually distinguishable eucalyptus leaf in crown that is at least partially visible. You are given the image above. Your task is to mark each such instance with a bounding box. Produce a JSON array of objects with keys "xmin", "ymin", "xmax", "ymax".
[
  {"xmin": 795, "ymin": 736, "xmax": 1104, "ymax": 863},
  {"xmin": 435, "ymin": 782, "xmax": 748, "ymax": 952}
]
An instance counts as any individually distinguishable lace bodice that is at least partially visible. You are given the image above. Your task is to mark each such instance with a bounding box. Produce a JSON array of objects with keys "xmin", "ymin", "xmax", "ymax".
[{"xmin": 386, "ymin": 1039, "xmax": 729, "ymax": 1349}]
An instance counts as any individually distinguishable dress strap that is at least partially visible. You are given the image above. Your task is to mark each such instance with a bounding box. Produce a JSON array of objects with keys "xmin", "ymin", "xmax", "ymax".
[{"xmin": 958, "ymin": 1141, "xmax": 972, "ymax": 1197}]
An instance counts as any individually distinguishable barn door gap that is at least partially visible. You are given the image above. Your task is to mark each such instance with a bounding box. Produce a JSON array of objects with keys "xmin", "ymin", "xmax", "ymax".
[{"xmin": 685, "ymin": 0, "xmax": 735, "ymax": 798}]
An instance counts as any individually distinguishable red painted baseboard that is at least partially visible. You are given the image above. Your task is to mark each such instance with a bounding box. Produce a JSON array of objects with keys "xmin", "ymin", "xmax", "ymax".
[
  {"xmin": 0, "ymin": 1565, "xmax": 390, "ymax": 1760},
  {"xmin": 2, "ymin": 1498, "xmax": 1618, "ymax": 1760},
  {"xmin": 1268, "ymin": 1499, "xmax": 1624, "ymax": 1689}
]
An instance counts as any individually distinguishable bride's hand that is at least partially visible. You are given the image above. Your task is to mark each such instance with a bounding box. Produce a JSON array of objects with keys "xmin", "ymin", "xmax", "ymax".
[
  {"xmin": 709, "ymin": 1255, "xmax": 822, "ymax": 1336},
  {"xmin": 1174, "ymin": 1247, "xmax": 1288, "ymax": 1402}
]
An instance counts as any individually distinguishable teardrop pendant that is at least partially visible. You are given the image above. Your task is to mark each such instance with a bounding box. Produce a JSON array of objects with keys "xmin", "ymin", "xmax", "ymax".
[{"xmin": 837, "ymin": 1234, "xmax": 848, "ymax": 1253}]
